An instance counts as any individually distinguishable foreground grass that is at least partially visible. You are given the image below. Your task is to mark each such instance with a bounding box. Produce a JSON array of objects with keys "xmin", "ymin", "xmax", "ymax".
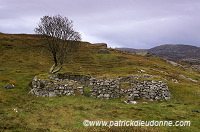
[
  {"xmin": 0, "ymin": 88, "xmax": 199, "ymax": 132},
  {"xmin": 0, "ymin": 33, "xmax": 199, "ymax": 131}
]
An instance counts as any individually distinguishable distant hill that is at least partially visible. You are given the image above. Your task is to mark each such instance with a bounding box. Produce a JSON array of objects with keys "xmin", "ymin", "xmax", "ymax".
[
  {"xmin": 116, "ymin": 48, "xmax": 138, "ymax": 54},
  {"xmin": 116, "ymin": 48, "xmax": 148, "ymax": 56},
  {"xmin": 117, "ymin": 44, "xmax": 200, "ymax": 65},
  {"xmin": 148, "ymin": 44, "xmax": 200, "ymax": 64}
]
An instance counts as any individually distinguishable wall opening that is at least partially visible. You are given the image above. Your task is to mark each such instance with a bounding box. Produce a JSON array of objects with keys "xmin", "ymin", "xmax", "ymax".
[
  {"xmin": 84, "ymin": 86, "xmax": 91, "ymax": 97},
  {"xmin": 119, "ymin": 81, "xmax": 131, "ymax": 90}
]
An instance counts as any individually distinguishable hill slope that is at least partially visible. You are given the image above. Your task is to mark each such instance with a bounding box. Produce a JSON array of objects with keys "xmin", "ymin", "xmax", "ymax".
[
  {"xmin": 148, "ymin": 44, "xmax": 200, "ymax": 63},
  {"xmin": 0, "ymin": 33, "xmax": 199, "ymax": 132}
]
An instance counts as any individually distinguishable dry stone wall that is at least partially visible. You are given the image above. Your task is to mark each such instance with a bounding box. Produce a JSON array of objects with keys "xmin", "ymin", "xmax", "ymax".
[
  {"xmin": 89, "ymin": 75, "xmax": 171, "ymax": 101},
  {"xmin": 29, "ymin": 74, "xmax": 171, "ymax": 101},
  {"xmin": 90, "ymin": 78, "xmax": 120, "ymax": 99},
  {"xmin": 29, "ymin": 76, "xmax": 84, "ymax": 97},
  {"xmin": 125, "ymin": 80, "xmax": 170, "ymax": 101}
]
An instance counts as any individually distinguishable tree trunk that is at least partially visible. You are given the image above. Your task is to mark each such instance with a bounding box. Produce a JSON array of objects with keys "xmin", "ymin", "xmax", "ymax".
[
  {"xmin": 49, "ymin": 64, "xmax": 56, "ymax": 73},
  {"xmin": 54, "ymin": 55, "xmax": 58, "ymax": 66},
  {"xmin": 51, "ymin": 66, "xmax": 62, "ymax": 74},
  {"xmin": 49, "ymin": 64, "xmax": 62, "ymax": 74}
]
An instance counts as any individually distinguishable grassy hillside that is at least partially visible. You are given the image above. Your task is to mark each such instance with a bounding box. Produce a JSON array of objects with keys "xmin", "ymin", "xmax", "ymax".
[{"xmin": 0, "ymin": 33, "xmax": 199, "ymax": 132}]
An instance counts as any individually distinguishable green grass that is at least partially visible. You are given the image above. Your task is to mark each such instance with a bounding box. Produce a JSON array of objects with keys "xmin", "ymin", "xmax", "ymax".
[{"xmin": 0, "ymin": 33, "xmax": 199, "ymax": 131}]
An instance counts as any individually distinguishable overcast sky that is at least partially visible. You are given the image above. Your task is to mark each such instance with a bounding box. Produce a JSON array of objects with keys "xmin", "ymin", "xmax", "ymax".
[{"xmin": 1, "ymin": 0, "xmax": 200, "ymax": 48}]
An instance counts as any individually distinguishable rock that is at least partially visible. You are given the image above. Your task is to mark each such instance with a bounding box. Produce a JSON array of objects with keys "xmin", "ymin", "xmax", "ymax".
[
  {"xmin": 164, "ymin": 97, "xmax": 171, "ymax": 100},
  {"xmin": 138, "ymin": 70, "xmax": 146, "ymax": 73},
  {"xmin": 192, "ymin": 110, "xmax": 200, "ymax": 113},
  {"xmin": 14, "ymin": 108, "xmax": 18, "ymax": 112},
  {"xmin": 134, "ymin": 94, "xmax": 139, "ymax": 97},
  {"xmin": 104, "ymin": 94, "xmax": 110, "ymax": 99},
  {"xmin": 134, "ymin": 91, "xmax": 139, "ymax": 94},
  {"xmin": 129, "ymin": 101, "xmax": 138, "ymax": 104},
  {"xmin": 167, "ymin": 61, "xmax": 178, "ymax": 66},
  {"xmin": 147, "ymin": 99, "xmax": 154, "ymax": 101},
  {"xmin": 49, "ymin": 92, "xmax": 56, "ymax": 97},
  {"xmin": 4, "ymin": 84, "xmax": 15, "ymax": 89},
  {"xmin": 124, "ymin": 101, "xmax": 129, "ymax": 104},
  {"xmin": 97, "ymin": 94, "xmax": 104, "ymax": 98},
  {"xmin": 127, "ymin": 95, "xmax": 135, "ymax": 101},
  {"xmin": 155, "ymin": 96, "xmax": 161, "ymax": 100},
  {"xmin": 172, "ymin": 79, "xmax": 179, "ymax": 83},
  {"xmin": 98, "ymin": 49, "xmax": 109, "ymax": 54},
  {"xmin": 33, "ymin": 76, "xmax": 38, "ymax": 81}
]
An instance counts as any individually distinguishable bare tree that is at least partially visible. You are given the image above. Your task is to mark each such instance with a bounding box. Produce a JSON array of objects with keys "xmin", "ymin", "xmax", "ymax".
[{"xmin": 35, "ymin": 15, "xmax": 81, "ymax": 73}]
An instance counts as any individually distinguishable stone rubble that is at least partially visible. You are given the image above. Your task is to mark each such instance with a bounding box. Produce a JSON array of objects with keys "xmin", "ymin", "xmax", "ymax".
[{"xmin": 4, "ymin": 84, "xmax": 15, "ymax": 89}]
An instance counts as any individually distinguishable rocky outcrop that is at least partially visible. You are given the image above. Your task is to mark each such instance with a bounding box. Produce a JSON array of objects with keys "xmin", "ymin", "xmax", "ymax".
[
  {"xmin": 167, "ymin": 60, "xmax": 200, "ymax": 71},
  {"xmin": 181, "ymin": 58, "xmax": 200, "ymax": 65},
  {"xmin": 179, "ymin": 74, "xmax": 198, "ymax": 83}
]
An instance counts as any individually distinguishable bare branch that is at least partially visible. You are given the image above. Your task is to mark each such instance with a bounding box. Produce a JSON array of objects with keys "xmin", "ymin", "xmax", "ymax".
[{"xmin": 35, "ymin": 15, "xmax": 81, "ymax": 73}]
